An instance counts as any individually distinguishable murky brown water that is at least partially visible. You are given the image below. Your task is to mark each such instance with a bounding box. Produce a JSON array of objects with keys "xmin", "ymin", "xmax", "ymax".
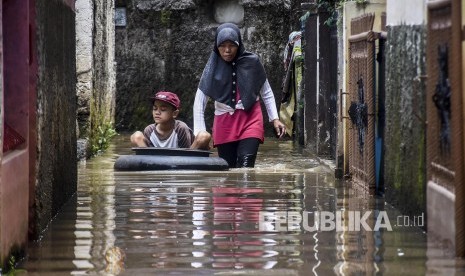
[{"xmin": 18, "ymin": 134, "xmax": 439, "ymax": 275}]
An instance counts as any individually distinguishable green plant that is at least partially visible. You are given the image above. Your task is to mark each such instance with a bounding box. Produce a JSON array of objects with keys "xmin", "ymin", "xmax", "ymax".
[
  {"xmin": 160, "ymin": 9, "xmax": 171, "ymax": 26},
  {"xmin": 88, "ymin": 93, "xmax": 118, "ymax": 156},
  {"xmin": 90, "ymin": 121, "xmax": 117, "ymax": 156},
  {"xmin": 2, "ymin": 256, "xmax": 27, "ymax": 275}
]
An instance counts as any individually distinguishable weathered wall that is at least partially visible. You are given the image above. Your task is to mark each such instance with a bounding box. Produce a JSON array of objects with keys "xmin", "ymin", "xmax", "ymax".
[
  {"xmin": 76, "ymin": 0, "xmax": 115, "ymax": 159},
  {"xmin": 93, "ymin": 0, "xmax": 116, "ymax": 128},
  {"xmin": 115, "ymin": 0, "xmax": 292, "ymax": 135},
  {"xmin": 76, "ymin": 0, "xmax": 93, "ymax": 138},
  {"xmin": 384, "ymin": 25, "xmax": 426, "ymax": 216},
  {"xmin": 34, "ymin": 0, "xmax": 77, "ymax": 235}
]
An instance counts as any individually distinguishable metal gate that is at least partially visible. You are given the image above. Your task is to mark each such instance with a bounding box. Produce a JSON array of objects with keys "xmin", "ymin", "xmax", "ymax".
[
  {"xmin": 426, "ymin": 0, "xmax": 465, "ymax": 256},
  {"xmin": 346, "ymin": 14, "xmax": 378, "ymax": 194}
]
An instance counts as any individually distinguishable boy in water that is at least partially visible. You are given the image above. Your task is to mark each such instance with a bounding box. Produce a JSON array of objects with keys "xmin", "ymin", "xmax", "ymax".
[{"xmin": 131, "ymin": 91, "xmax": 211, "ymax": 149}]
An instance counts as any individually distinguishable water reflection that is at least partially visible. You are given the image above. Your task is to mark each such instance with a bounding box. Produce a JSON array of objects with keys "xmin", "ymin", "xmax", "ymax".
[{"xmin": 20, "ymin": 134, "xmax": 433, "ymax": 275}]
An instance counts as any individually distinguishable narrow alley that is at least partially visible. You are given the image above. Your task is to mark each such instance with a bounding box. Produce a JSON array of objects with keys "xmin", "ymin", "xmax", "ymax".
[
  {"xmin": 1, "ymin": 0, "xmax": 465, "ymax": 275},
  {"xmin": 20, "ymin": 135, "xmax": 430, "ymax": 275}
]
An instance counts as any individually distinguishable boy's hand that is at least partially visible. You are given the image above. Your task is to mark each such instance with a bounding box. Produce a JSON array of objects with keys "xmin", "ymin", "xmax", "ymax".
[{"xmin": 130, "ymin": 131, "xmax": 149, "ymax": 147}]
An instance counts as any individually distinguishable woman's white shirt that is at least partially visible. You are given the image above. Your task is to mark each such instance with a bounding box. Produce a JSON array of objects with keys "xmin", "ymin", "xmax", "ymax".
[{"xmin": 193, "ymin": 79, "xmax": 279, "ymax": 136}]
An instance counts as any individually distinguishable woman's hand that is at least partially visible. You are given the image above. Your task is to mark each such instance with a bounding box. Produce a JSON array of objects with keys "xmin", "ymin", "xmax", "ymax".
[{"xmin": 272, "ymin": 119, "xmax": 287, "ymax": 138}]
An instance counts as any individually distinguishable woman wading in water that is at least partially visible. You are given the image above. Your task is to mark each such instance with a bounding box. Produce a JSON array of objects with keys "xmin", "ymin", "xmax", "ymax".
[{"xmin": 193, "ymin": 23, "xmax": 286, "ymax": 168}]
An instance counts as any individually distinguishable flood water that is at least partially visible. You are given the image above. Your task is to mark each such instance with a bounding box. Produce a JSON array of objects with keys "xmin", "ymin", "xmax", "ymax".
[{"xmin": 19, "ymin": 134, "xmax": 436, "ymax": 275}]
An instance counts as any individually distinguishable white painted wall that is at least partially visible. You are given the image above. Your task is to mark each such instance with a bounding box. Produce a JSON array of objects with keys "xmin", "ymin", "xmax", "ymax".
[{"xmin": 386, "ymin": 0, "xmax": 427, "ymax": 26}]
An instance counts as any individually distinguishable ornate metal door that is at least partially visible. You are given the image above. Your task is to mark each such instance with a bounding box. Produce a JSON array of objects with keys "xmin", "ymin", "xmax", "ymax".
[
  {"xmin": 346, "ymin": 14, "xmax": 378, "ymax": 194},
  {"xmin": 426, "ymin": 0, "xmax": 465, "ymax": 256}
]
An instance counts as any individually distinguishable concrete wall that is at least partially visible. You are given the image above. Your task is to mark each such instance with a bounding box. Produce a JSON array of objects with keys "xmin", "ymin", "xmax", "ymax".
[
  {"xmin": 76, "ymin": 0, "xmax": 93, "ymax": 138},
  {"xmin": 384, "ymin": 25, "xmax": 426, "ymax": 215},
  {"xmin": 92, "ymin": 0, "xmax": 116, "ymax": 129},
  {"xmin": 34, "ymin": 0, "xmax": 77, "ymax": 235},
  {"xmin": 76, "ymin": 0, "xmax": 115, "ymax": 159},
  {"xmin": 115, "ymin": 0, "xmax": 292, "ymax": 135},
  {"xmin": 384, "ymin": 0, "xmax": 427, "ymax": 216}
]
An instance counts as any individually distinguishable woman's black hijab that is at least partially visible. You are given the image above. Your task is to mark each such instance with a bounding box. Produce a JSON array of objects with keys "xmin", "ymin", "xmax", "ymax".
[{"xmin": 199, "ymin": 23, "xmax": 267, "ymax": 111}]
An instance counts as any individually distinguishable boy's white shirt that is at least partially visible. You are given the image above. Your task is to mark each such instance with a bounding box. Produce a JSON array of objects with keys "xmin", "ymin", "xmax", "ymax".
[
  {"xmin": 193, "ymin": 79, "xmax": 279, "ymax": 136},
  {"xmin": 149, "ymin": 129, "xmax": 178, "ymax": 148}
]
